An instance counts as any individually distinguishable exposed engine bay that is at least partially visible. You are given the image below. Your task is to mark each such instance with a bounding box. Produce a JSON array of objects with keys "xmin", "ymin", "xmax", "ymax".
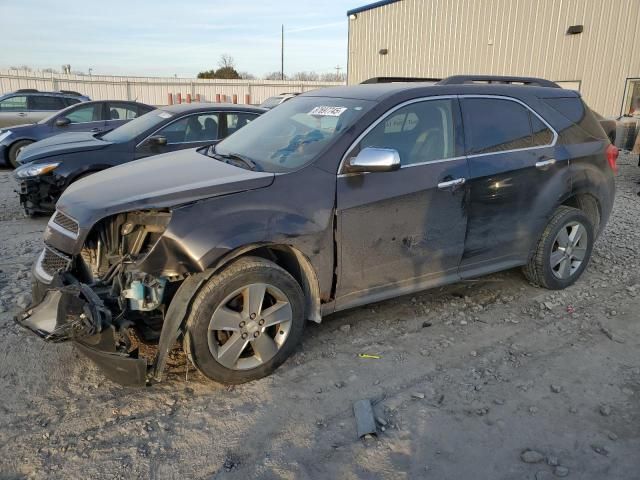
[{"xmin": 76, "ymin": 210, "xmax": 175, "ymax": 338}]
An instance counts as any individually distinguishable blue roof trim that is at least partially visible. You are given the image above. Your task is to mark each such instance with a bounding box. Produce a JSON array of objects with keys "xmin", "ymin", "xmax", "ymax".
[{"xmin": 347, "ymin": 0, "xmax": 401, "ymax": 16}]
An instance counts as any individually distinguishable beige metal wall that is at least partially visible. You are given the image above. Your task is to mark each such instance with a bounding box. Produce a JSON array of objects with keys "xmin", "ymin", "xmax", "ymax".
[
  {"xmin": 347, "ymin": 0, "xmax": 640, "ymax": 116},
  {"xmin": 0, "ymin": 69, "xmax": 344, "ymax": 106}
]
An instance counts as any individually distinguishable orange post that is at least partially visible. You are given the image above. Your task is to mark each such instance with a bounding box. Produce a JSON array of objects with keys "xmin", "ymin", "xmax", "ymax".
[
  {"xmin": 186, "ymin": 93, "xmax": 192, "ymax": 103},
  {"xmin": 232, "ymin": 94, "xmax": 238, "ymax": 104},
  {"xmin": 244, "ymin": 94, "xmax": 250, "ymax": 104},
  {"xmin": 195, "ymin": 93, "xmax": 201, "ymax": 102},
  {"xmin": 167, "ymin": 93, "xmax": 173, "ymax": 105},
  {"xmin": 215, "ymin": 93, "xmax": 221, "ymax": 103},
  {"xmin": 176, "ymin": 93, "xmax": 182, "ymax": 104}
]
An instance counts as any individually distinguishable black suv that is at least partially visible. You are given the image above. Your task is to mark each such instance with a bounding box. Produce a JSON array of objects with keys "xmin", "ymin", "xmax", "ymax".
[{"xmin": 17, "ymin": 76, "xmax": 617, "ymax": 386}]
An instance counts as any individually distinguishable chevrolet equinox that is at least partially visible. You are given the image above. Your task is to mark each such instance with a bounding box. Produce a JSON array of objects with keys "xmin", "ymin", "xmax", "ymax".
[{"xmin": 17, "ymin": 76, "xmax": 617, "ymax": 386}]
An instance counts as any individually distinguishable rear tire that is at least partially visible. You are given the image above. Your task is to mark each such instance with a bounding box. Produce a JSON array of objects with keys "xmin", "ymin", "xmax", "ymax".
[
  {"xmin": 523, "ymin": 206, "xmax": 594, "ymax": 289},
  {"xmin": 185, "ymin": 256, "xmax": 305, "ymax": 384},
  {"xmin": 8, "ymin": 140, "xmax": 33, "ymax": 168}
]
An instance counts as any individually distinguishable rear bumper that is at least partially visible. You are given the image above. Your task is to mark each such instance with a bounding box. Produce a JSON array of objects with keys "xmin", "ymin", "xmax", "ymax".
[{"xmin": 15, "ymin": 273, "xmax": 148, "ymax": 387}]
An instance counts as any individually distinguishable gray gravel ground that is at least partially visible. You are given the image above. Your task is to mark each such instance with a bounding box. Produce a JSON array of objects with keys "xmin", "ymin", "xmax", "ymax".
[{"xmin": 0, "ymin": 154, "xmax": 639, "ymax": 479}]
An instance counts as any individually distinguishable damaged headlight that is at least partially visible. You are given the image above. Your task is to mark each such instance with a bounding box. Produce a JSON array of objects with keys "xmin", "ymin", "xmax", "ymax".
[{"xmin": 15, "ymin": 162, "xmax": 60, "ymax": 178}]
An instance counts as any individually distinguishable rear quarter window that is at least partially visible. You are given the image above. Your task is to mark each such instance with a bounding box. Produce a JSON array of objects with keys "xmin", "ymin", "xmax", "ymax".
[{"xmin": 542, "ymin": 97, "xmax": 606, "ymax": 141}]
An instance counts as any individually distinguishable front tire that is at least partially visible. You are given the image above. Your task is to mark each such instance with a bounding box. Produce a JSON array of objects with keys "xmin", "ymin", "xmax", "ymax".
[
  {"xmin": 185, "ymin": 256, "xmax": 305, "ymax": 384},
  {"xmin": 523, "ymin": 206, "xmax": 594, "ymax": 289},
  {"xmin": 8, "ymin": 140, "xmax": 33, "ymax": 168}
]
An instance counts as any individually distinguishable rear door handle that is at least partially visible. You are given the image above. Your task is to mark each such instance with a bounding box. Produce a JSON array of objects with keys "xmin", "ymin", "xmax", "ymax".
[
  {"xmin": 535, "ymin": 159, "xmax": 556, "ymax": 169},
  {"xmin": 437, "ymin": 177, "xmax": 466, "ymax": 189},
  {"xmin": 91, "ymin": 128, "xmax": 101, "ymax": 132},
  {"xmin": 18, "ymin": 112, "xmax": 27, "ymax": 117}
]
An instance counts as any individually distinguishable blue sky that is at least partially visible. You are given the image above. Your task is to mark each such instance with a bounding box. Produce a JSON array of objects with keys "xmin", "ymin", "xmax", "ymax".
[{"xmin": 0, "ymin": 0, "xmax": 365, "ymax": 77}]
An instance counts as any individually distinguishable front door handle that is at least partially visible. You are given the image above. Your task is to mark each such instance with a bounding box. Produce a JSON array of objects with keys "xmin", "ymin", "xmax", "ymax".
[
  {"xmin": 438, "ymin": 177, "xmax": 466, "ymax": 189},
  {"xmin": 91, "ymin": 128, "xmax": 101, "ymax": 132},
  {"xmin": 535, "ymin": 159, "xmax": 556, "ymax": 169},
  {"xmin": 18, "ymin": 112, "xmax": 27, "ymax": 117}
]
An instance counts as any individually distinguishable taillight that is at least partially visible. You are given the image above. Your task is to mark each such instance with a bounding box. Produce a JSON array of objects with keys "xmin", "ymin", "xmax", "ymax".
[{"xmin": 606, "ymin": 144, "xmax": 619, "ymax": 173}]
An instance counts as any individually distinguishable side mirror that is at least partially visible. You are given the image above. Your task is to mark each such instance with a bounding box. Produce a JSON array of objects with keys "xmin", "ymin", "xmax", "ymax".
[
  {"xmin": 346, "ymin": 147, "xmax": 401, "ymax": 173},
  {"xmin": 148, "ymin": 135, "xmax": 167, "ymax": 146},
  {"xmin": 55, "ymin": 117, "xmax": 71, "ymax": 127}
]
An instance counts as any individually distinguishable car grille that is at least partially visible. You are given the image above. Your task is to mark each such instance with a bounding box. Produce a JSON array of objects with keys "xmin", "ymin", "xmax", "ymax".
[
  {"xmin": 52, "ymin": 210, "xmax": 79, "ymax": 235},
  {"xmin": 38, "ymin": 246, "xmax": 72, "ymax": 279}
]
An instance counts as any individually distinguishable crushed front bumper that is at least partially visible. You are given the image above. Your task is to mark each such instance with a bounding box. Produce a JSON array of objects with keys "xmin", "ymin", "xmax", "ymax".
[
  {"xmin": 16, "ymin": 175, "xmax": 60, "ymax": 215},
  {"xmin": 15, "ymin": 274, "xmax": 148, "ymax": 387}
]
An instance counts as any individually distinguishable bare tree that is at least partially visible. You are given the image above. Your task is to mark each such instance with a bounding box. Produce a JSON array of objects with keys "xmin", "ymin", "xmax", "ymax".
[
  {"xmin": 238, "ymin": 71, "xmax": 256, "ymax": 80},
  {"xmin": 264, "ymin": 71, "xmax": 287, "ymax": 80},
  {"xmin": 290, "ymin": 71, "xmax": 319, "ymax": 81},
  {"xmin": 218, "ymin": 54, "xmax": 235, "ymax": 69}
]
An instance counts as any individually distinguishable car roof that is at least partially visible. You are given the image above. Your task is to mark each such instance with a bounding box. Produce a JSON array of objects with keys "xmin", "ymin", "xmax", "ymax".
[
  {"xmin": 1, "ymin": 90, "xmax": 87, "ymax": 98},
  {"xmin": 161, "ymin": 103, "xmax": 267, "ymax": 114},
  {"xmin": 299, "ymin": 82, "xmax": 580, "ymax": 102}
]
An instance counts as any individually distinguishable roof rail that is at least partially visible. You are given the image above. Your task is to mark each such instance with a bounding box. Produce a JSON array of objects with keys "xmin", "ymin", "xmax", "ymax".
[
  {"xmin": 437, "ymin": 75, "xmax": 561, "ymax": 88},
  {"xmin": 15, "ymin": 88, "xmax": 39, "ymax": 93},
  {"xmin": 59, "ymin": 90, "xmax": 84, "ymax": 96},
  {"xmin": 361, "ymin": 76, "xmax": 441, "ymax": 84}
]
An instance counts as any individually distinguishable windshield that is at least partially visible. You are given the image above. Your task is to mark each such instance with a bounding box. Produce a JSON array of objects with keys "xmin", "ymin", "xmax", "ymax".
[
  {"xmin": 215, "ymin": 96, "xmax": 373, "ymax": 172},
  {"xmin": 102, "ymin": 109, "xmax": 169, "ymax": 143}
]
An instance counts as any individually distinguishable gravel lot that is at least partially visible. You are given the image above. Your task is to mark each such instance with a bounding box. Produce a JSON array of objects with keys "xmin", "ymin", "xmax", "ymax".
[{"xmin": 0, "ymin": 154, "xmax": 639, "ymax": 480}]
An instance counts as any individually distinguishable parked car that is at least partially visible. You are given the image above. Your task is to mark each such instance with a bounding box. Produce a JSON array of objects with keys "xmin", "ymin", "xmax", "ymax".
[
  {"xmin": 259, "ymin": 92, "xmax": 300, "ymax": 109},
  {"xmin": 0, "ymin": 100, "xmax": 154, "ymax": 168},
  {"xmin": 14, "ymin": 103, "xmax": 265, "ymax": 215},
  {"xmin": 16, "ymin": 76, "xmax": 617, "ymax": 387},
  {"xmin": 0, "ymin": 89, "xmax": 90, "ymax": 128}
]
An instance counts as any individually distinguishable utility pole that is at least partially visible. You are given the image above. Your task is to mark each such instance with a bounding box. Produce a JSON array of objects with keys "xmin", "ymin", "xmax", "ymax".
[
  {"xmin": 281, "ymin": 24, "xmax": 284, "ymax": 80},
  {"xmin": 334, "ymin": 65, "xmax": 342, "ymax": 81}
]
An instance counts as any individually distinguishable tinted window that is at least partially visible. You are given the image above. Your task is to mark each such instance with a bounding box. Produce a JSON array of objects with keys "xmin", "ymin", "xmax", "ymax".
[
  {"xmin": 107, "ymin": 103, "xmax": 139, "ymax": 120},
  {"xmin": 0, "ymin": 96, "xmax": 27, "ymax": 111},
  {"xmin": 462, "ymin": 98, "xmax": 533, "ymax": 154},
  {"xmin": 65, "ymin": 98, "xmax": 82, "ymax": 106},
  {"xmin": 357, "ymin": 99, "xmax": 457, "ymax": 166},
  {"xmin": 65, "ymin": 104, "xmax": 102, "ymax": 123},
  {"xmin": 157, "ymin": 113, "xmax": 220, "ymax": 143},
  {"xmin": 542, "ymin": 97, "xmax": 606, "ymax": 140},
  {"xmin": 531, "ymin": 114, "xmax": 554, "ymax": 146},
  {"xmin": 30, "ymin": 96, "xmax": 66, "ymax": 111},
  {"xmin": 223, "ymin": 112, "xmax": 258, "ymax": 136}
]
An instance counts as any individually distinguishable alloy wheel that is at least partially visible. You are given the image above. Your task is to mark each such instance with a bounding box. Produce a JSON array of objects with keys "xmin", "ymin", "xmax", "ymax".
[
  {"xmin": 207, "ymin": 283, "xmax": 293, "ymax": 370},
  {"xmin": 549, "ymin": 221, "xmax": 588, "ymax": 279}
]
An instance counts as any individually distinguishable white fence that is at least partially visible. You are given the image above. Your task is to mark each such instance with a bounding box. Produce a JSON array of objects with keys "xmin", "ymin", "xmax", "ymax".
[{"xmin": 0, "ymin": 69, "xmax": 345, "ymax": 106}]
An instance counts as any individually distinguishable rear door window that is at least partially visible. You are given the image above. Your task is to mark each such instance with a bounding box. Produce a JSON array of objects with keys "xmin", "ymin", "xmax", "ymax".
[
  {"xmin": 107, "ymin": 102, "xmax": 139, "ymax": 120},
  {"xmin": 461, "ymin": 98, "xmax": 534, "ymax": 154},
  {"xmin": 223, "ymin": 112, "xmax": 259, "ymax": 136},
  {"xmin": 531, "ymin": 115, "xmax": 554, "ymax": 146},
  {"xmin": 30, "ymin": 96, "xmax": 66, "ymax": 111},
  {"xmin": 0, "ymin": 96, "xmax": 27, "ymax": 111},
  {"xmin": 356, "ymin": 99, "xmax": 457, "ymax": 166}
]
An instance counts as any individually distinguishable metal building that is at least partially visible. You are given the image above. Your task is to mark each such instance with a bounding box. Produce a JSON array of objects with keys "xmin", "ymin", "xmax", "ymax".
[{"xmin": 347, "ymin": 0, "xmax": 640, "ymax": 116}]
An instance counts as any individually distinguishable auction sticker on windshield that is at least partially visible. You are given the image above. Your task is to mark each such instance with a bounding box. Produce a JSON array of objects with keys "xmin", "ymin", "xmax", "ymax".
[{"xmin": 308, "ymin": 106, "xmax": 347, "ymax": 117}]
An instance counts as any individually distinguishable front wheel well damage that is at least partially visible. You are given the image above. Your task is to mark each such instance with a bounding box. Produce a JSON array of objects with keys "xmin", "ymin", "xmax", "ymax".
[{"xmin": 152, "ymin": 244, "xmax": 322, "ymax": 382}]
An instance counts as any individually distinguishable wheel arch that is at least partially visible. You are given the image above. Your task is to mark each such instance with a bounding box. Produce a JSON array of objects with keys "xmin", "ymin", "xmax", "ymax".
[
  {"xmin": 152, "ymin": 243, "xmax": 323, "ymax": 383},
  {"xmin": 207, "ymin": 243, "xmax": 323, "ymax": 323}
]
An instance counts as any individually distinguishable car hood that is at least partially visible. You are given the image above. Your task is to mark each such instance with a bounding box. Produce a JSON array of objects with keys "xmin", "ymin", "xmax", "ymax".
[
  {"xmin": 18, "ymin": 132, "xmax": 112, "ymax": 164},
  {"xmin": 57, "ymin": 148, "xmax": 275, "ymax": 227}
]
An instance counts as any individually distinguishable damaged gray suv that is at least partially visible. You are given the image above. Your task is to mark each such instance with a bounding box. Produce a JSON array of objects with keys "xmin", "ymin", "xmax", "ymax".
[{"xmin": 17, "ymin": 76, "xmax": 617, "ymax": 386}]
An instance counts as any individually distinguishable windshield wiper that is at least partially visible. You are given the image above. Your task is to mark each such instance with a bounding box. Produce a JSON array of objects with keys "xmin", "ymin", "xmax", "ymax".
[{"xmin": 212, "ymin": 151, "xmax": 260, "ymax": 171}]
